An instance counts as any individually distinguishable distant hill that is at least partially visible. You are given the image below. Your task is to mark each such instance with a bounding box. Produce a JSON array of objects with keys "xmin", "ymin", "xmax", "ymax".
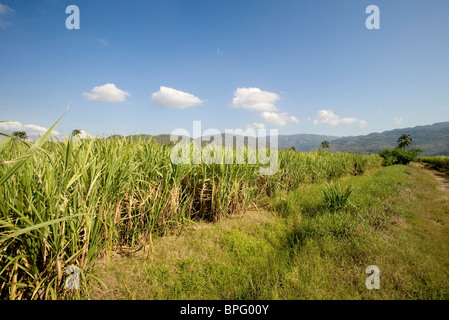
[
  {"xmin": 108, "ymin": 134, "xmax": 190, "ymax": 145},
  {"xmin": 198, "ymin": 133, "xmax": 267, "ymax": 148},
  {"xmin": 328, "ymin": 122, "xmax": 449, "ymax": 156},
  {"xmin": 108, "ymin": 122, "xmax": 449, "ymax": 156},
  {"xmin": 111, "ymin": 133, "xmax": 267, "ymax": 148},
  {"xmin": 278, "ymin": 134, "xmax": 340, "ymax": 151}
]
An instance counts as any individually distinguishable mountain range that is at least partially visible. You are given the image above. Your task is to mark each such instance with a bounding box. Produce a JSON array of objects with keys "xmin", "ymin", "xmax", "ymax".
[
  {"xmin": 109, "ymin": 122, "xmax": 449, "ymax": 157},
  {"xmin": 326, "ymin": 122, "xmax": 449, "ymax": 156}
]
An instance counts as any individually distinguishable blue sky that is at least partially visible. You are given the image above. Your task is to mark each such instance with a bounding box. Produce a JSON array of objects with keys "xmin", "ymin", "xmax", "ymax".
[{"xmin": 0, "ymin": 0, "xmax": 448, "ymax": 139}]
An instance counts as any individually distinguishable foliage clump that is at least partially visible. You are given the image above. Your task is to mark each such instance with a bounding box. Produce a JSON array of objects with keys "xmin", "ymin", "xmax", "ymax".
[
  {"xmin": 379, "ymin": 147, "xmax": 423, "ymax": 166},
  {"xmin": 322, "ymin": 182, "xmax": 352, "ymax": 213},
  {"xmin": 379, "ymin": 134, "xmax": 423, "ymax": 166}
]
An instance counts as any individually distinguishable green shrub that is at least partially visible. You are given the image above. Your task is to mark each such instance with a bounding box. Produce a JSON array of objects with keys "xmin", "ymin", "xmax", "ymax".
[
  {"xmin": 322, "ymin": 182, "xmax": 352, "ymax": 213},
  {"xmin": 379, "ymin": 148, "xmax": 423, "ymax": 166}
]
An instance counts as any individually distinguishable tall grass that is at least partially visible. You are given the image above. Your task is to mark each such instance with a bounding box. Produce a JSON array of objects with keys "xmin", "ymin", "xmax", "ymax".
[
  {"xmin": 322, "ymin": 182, "xmax": 353, "ymax": 213},
  {"xmin": 0, "ymin": 131, "xmax": 382, "ymax": 299},
  {"xmin": 418, "ymin": 156, "xmax": 449, "ymax": 172}
]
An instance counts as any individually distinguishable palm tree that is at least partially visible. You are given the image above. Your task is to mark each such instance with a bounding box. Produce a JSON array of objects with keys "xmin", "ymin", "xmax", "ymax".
[
  {"xmin": 72, "ymin": 129, "xmax": 82, "ymax": 137},
  {"xmin": 12, "ymin": 131, "xmax": 28, "ymax": 140},
  {"xmin": 397, "ymin": 134, "xmax": 413, "ymax": 149},
  {"xmin": 320, "ymin": 140, "xmax": 330, "ymax": 150}
]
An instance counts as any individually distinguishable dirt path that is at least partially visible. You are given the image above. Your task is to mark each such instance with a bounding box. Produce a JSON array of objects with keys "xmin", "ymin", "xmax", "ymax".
[{"xmin": 413, "ymin": 163, "xmax": 449, "ymax": 198}]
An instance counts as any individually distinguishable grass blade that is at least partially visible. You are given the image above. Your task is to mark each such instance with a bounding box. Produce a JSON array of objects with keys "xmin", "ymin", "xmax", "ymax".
[
  {"xmin": 0, "ymin": 213, "xmax": 90, "ymax": 243},
  {"xmin": 0, "ymin": 107, "xmax": 68, "ymax": 186}
]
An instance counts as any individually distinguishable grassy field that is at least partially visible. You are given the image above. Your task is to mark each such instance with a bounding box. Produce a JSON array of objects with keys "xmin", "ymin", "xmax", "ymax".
[
  {"xmin": 0, "ymin": 133, "xmax": 382, "ymax": 299},
  {"xmin": 91, "ymin": 164, "xmax": 449, "ymax": 299},
  {"xmin": 2, "ymin": 132, "xmax": 449, "ymax": 300}
]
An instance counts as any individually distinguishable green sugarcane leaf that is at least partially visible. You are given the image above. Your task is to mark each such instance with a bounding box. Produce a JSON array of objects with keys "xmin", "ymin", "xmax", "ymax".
[
  {"xmin": 0, "ymin": 212, "xmax": 91, "ymax": 243},
  {"xmin": 0, "ymin": 137, "xmax": 12, "ymax": 153},
  {"xmin": 0, "ymin": 106, "xmax": 69, "ymax": 186}
]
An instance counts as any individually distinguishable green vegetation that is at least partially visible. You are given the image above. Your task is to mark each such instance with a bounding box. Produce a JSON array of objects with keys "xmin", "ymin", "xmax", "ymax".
[
  {"xmin": 111, "ymin": 122, "xmax": 449, "ymax": 156},
  {"xmin": 418, "ymin": 156, "xmax": 449, "ymax": 173},
  {"xmin": 0, "ymin": 126, "xmax": 381, "ymax": 299},
  {"xmin": 12, "ymin": 131, "xmax": 28, "ymax": 140},
  {"xmin": 396, "ymin": 134, "xmax": 413, "ymax": 149},
  {"xmin": 71, "ymin": 129, "xmax": 82, "ymax": 138},
  {"xmin": 91, "ymin": 164, "xmax": 449, "ymax": 299},
  {"xmin": 324, "ymin": 122, "xmax": 449, "ymax": 156},
  {"xmin": 322, "ymin": 182, "xmax": 352, "ymax": 213},
  {"xmin": 2, "ymin": 118, "xmax": 448, "ymax": 300},
  {"xmin": 378, "ymin": 134, "xmax": 423, "ymax": 166},
  {"xmin": 379, "ymin": 148, "xmax": 423, "ymax": 166},
  {"xmin": 320, "ymin": 140, "xmax": 330, "ymax": 151}
]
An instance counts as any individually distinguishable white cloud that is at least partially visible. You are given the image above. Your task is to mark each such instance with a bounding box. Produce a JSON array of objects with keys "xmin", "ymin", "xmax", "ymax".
[
  {"xmin": 246, "ymin": 122, "xmax": 265, "ymax": 130},
  {"xmin": 83, "ymin": 83, "xmax": 130, "ymax": 103},
  {"xmin": 358, "ymin": 120, "xmax": 368, "ymax": 129},
  {"xmin": 72, "ymin": 130, "xmax": 90, "ymax": 140},
  {"xmin": 260, "ymin": 112, "xmax": 299, "ymax": 126},
  {"xmin": 0, "ymin": 121, "xmax": 60, "ymax": 140},
  {"xmin": 78, "ymin": 130, "xmax": 89, "ymax": 139},
  {"xmin": 0, "ymin": 3, "xmax": 13, "ymax": 14},
  {"xmin": 0, "ymin": 3, "xmax": 14, "ymax": 28},
  {"xmin": 230, "ymin": 87, "xmax": 280, "ymax": 111},
  {"xmin": 151, "ymin": 86, "xmax": 203, "ymax": 109},
  {"xmin": 313, "ymin": 109, "xmax": 359, "ymax": 126},
  {"xmin": 98, "ymin": 38, "xmax": 108, "ymax": 46},
  {"xmin": 394, "ymin": 117, "xmax": 403, "ymax": 127}
]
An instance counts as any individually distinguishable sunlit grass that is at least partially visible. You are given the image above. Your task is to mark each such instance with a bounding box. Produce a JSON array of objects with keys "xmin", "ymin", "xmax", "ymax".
[
  {"xmin": 418, "ymin": 156, "xmax": 449, "ymax": 172},
  {"xmin": 0, "ymin": 117, "xmax": 382, "ymax": 299},
  {"xmin": 91, "ymin": 165, "xmax": 449, "ymax": 300}
]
